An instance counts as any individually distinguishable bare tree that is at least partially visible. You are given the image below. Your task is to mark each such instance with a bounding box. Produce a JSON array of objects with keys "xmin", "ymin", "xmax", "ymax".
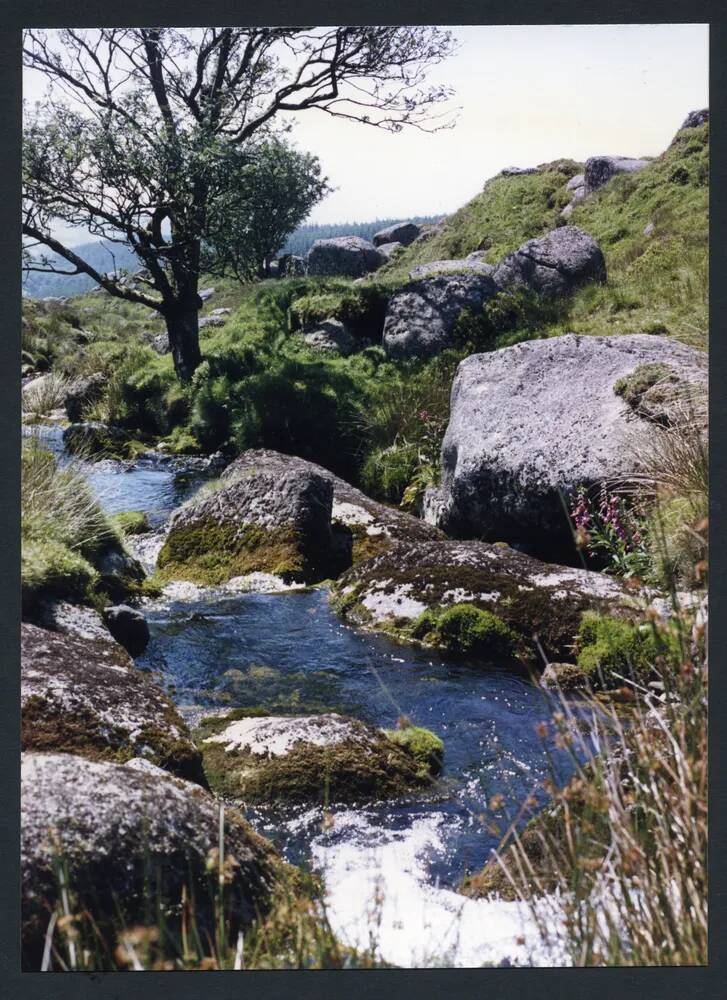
[{"xmin": 23, "ymin": 27, "xmax": 457, "ymax": 380}]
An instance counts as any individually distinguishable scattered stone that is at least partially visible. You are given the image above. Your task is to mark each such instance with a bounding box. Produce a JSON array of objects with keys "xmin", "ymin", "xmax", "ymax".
[
  {"xmin": 209, "ymin": 307, "xmax": 231, "ymax": 317},
  {"xmin": 583, "ymin": 156, "xmax": 650, "ymax": 194},
  {"xmin": 302, "ymin": 318, "xmax": 356, "ymax": 356},
  {"xmin": 102, "ymin": 603, "xmax": 150, "ymax": 656},
  {"xmin": 21, "ymin": 623, "xmax": 203, "ymax": 781},
  {"xmin": 427, "ymin": 333, "xmax": 707, "ymax": 559},
  {"xmin": 643, "ymin": 221, "xmax": 655, "ymax": 237},
  {"xmin": 492, "ymin": 226, "xmax": 606, "ymax": 298},
  {"xmin": 198, "ymin": 287, "xmax": 215, "ymax": 302},
  {"xmin": 376, "ymin": 241, "xmax": 404, "ymax": 259},
  {"xmin": 150, "ymin": 331, "xmax": 170, "ymax": 353},
  {"xmin": 21, "ymin": 752, "xmax": 278, "ymax": 969},
  {"xmin": 331, "ymin": 539, "xmax": 634, "ymax": 664},
  {"xmin": 383, "ymin": 271, "xmax": 498, "ymax": 359},
  {"xmin": 198, "ymin": 711, "xmax": 439, "ymax": 803},
  {"xmin": 199, "ymin": 314, "xmax": 226, "ymax": 330},
  {"xmin": 307, "ymin": 236, "xmax": 387, "ymax": 277},
  {"xmin": 500, "ymin": 165, "xmax": 539, "ymax": 176},
  {"xmin": 372, "ymin": 221, "xmax": 421, "ymax": 247},
  {"xmin": 221, "ymin": 449, "xmax": 444, "ymax": 567},
  {"xmin": 540, "ymin": 661, "xmax": 590, "ymax": 691}
]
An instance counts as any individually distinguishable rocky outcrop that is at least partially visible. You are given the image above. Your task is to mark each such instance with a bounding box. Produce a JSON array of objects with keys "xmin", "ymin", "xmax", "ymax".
[
  {"xmin": 680, "ymin": 108, "xmax": 709, "ymax": 130},
  {"xmin": 492, "ymin": 226, "xmax": 606, "ymax": 298},
  {"xmin": 20, "ymin": 623, "xmax": 204, "ymax": 781},
  {"xmin": 382, "ymin": 271, "xmax": 498, "ymax": 359},
  {"xmin": 197, "ymin": 711, "xmax": 441, "ymax": 803},
  {"xmin": 376, "ymin": 241, "xmax": 403, "ymax": 259},
  {"xmin": 307, "ymin": 236, "xmax": 387, "ymax": 277},
  {"xmin": 220, "ymin": 449, "xmax": 444, "ymax": 566},
  {"xmin": 157, "ymin": 455, "xmax": 340, "ymax": 586},
  {"xmin": 330, "ymin": 539, "xmax": 634, "ymax": 665},
  {"xmin": 373, "ymin": 221, "xmax": 421, "ymax": 247},
  {"xmin": 302, "ymin": 318, "xmax": 356, "ymax": 356},
  {"xmin": 21, "ymin": 753, "xmax": 278, "ymax": 969},
  {"xmin": 583, "ymin": 156, "xmax": 650, "ymax": 195},
  {"xmin": 426, "ymin": 333, "xmax": 707, "ymax": 559}
]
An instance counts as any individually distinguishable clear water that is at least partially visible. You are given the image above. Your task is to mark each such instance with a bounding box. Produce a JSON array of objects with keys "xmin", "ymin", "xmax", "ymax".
[{"xmin": 35, "ymin": 426, "xmax": 582, "ymax": 965}]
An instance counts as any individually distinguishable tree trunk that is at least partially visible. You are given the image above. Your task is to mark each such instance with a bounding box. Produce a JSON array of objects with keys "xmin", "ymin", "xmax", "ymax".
[{"xmin": 164, "ymin": 302, "xmax": 202, "ymax": 382}]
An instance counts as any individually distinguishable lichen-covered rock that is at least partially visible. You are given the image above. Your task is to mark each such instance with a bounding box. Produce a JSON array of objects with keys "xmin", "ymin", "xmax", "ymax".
[
  {"xmin": 373, "ymin": 221, "xmax": 421, "ymax": 247},
  {"xmin": 220, "ymin": 449, "xmax": 444, "ymax": 567},
  {"xmin": 302, "ymin": 318, "xmax": 356, "ymax": 356},
  {"xmin": 21, "ymin": 752, "xmax": 278, "ymax": 969},
  {"xmin": 157, "ymin": 456, "xmax": 339, "ymax": 585},
  {"xmin": 307, "ymin": 236, "xmax": 386, "ymax": 277},
  {"xmin": 383, "ymin": 271, "xmax": 498, "ymax": 359},
  {"xmin": 102, "ymin": 603, "xmax": 150, "ymax": 656},
  {"xmin": 198, "ymin": 711, "xmax": 440, "ymax": 803},
  {"xmin": 492, "ymin": 226, "xmax": 606, "ymax": 298},
  {"xmin": 428, "ymin": 334, "xmax": 707, "ymax": 560},
  {"xmin": 408, "ymin": 258, "xmax": 495, "ymax": 281},
  {"xmin": 330, "ymin": 539, "xmax": 634, "ymax": 665},
  {"xmin": 583, "ymin": 155, "xmax": 650, "ymax": 194},
  {"xmin": 376, "ymin": 240, "xmax": 403, "ymax": 259},
  {"xmin": 20, "ymin": 623, "xmax": 204, "ymax": 782},
  {"xmin": 277, "ymin": 253, "xmax": 307, "ymax": 277}
]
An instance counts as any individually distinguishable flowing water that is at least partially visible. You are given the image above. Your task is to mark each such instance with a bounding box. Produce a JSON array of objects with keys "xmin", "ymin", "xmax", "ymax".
[{"xmin": 32, "ymin": 426, "xmax": 581, "ymax": 966}]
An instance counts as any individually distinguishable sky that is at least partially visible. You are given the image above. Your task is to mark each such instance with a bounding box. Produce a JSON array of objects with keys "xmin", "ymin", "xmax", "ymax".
[{"xmin": 23, "ymin": 23, "xmax": 709, "ymax": 244}]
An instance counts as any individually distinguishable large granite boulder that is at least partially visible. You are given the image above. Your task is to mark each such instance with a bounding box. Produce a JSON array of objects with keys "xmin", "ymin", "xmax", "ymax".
[
  {"xmin": 221, "ymin": 449, "xmax": 444, "ymax": 567},
  {"xmin": 426, "ymin": 333, "xmax": 707, "ymax": 559},
  {"xmin": 492, "ymin": 226, "xmax": 606, "ymax": 298},
  {"xmin": 373, "ymin": 221, "xmax": 421, "ymax": 247},
  {"xmin": 583, "ymin": 155, "xmax": 650, "ymax": 194},
  {"xmin": 157, "ymin": 460, "xmax": 338, "ymax": 586},
  {"xmin": 63, "ymin": 373, "xmax": 106, "ymax": 422},
  {"xmin": 330, "ymin": 539, "xmax": 634, "ymax": 665},
  {"xmin": 307, "ymin": 236, "xmax": 386, "ymax": 277},
  {"xmin": 20, "ymin": 623, "xmax": 204, "ymax": 782},
  {"xmin": 21, "ymin": 753, "xmax": 278, "ymax": 969},
  {"xmin": 197, "ymin": 711, "xmax": 442, "ymax": 804},
  {"xmin": 382, "ymin": 271, "xmax": 498, "ymax": 359}
]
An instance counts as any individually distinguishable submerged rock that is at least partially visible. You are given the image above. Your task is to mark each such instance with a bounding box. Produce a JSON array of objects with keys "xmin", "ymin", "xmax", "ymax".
[
  {"xmin": 21, "ymin": 752, "xmax": 278, "ymax": 969},
  {"xmin": 330, "ymin": 539, "xmax": 634, "ymax": 665},
  {"xmin": 307, "ymin": 236, "xmax": 386, "ymax": 277},
  {"xmin": 157, "ymin": 456, "xmax": 340, "ymax": 586},
  {"xmin": 20, "ymin": 623, "xmax": 204, "ymax": 782},
  {"xmin": 220, "ymin": 448, "xmax": 444, "ymax": 567},
  {"xmin": 198, "ymin": 711, "xmax": 441, "ymax": 804},
  {"xmin": 383, "ymin": 271, "xmax": 498, "ymax": 359},
  {"xmin": 427, "ymin": 333, "xmax": 707, "ymax": 560},
  {"xmin": 492, "ymin": 226, "xmax": 606, "ymax": 298}
]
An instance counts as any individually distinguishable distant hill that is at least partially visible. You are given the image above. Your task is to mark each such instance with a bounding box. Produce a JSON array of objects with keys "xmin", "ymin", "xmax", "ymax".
[{"xmin": 22, "ymin": 216, "xmax": 442, "ymax": 299}]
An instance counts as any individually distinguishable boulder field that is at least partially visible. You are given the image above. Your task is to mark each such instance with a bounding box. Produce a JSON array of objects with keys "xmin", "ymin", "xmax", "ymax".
[
  {"xmin": 425, "ymin": 333, "xmax": 707, "ymax": 561},
  {"xmin": 21, "ymin": 753, "xmax": 280, "ymax": 969},
  {"xmin": 196, "ymin": 710, "xmax": 443, "ymax": 804},
  {"xmin": 382, "ymin": 226, "xmax": 605, "ymax": 359}
]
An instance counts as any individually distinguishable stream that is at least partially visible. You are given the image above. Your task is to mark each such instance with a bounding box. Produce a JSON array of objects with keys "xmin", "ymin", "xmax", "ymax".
[{"xmin": 29, "ymin": 423, "xmax": 579, "ymax": 967}]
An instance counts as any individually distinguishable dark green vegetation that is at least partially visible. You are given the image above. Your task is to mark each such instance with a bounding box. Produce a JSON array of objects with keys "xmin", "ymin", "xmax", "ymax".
[
  {"xmin": 574, "ymin": 611, "xmax": 678, "ymax": 686},
  {"xmin": 411, "ymin": 603, "xmax": 520, "ymax": 661}
]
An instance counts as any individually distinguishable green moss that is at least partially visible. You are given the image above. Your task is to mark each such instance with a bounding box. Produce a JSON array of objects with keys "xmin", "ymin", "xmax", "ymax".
[
  {"xmin": 435, "ymin": 604, "xmax": 518, "ymax": 657},
  {"xmin": 156, "ymin": 519, "xmax": 308, "ymax": 586},
  {"xmin": 613, "ymin": 363, "xmax": 673, "ymax": 408},
  {"xmin": 575, "ymin": 612, "xmax": 673, "ymax": 686},
  {"xmin": 21, "ymin": 537, "xmax": 96, "ymax": 611},
  {"xmin": 383, "ymin": 725, "xmax": 444, "ymax": 777},
  {"xmin": 110, "ymin": 510, "xmax": 150, "ymax": 536}
]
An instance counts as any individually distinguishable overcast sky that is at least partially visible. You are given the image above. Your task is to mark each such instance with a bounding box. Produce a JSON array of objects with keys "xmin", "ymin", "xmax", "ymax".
[{"xmin": 23, "ymin": 23, "xmax": 709, "ymax": 244}]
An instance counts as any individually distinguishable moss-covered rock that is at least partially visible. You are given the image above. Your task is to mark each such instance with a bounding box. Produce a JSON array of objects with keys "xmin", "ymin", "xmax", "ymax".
[
  {"xmin": 221, "ymin": 449, "xmax": 444, "ymax": 569},
  {"xmin": 539, "ymin": 661, "xmax": 590, "ymax": 691},
  {"xmin": 21, "ymin": 753, "xmax": 281, "ymax": 970},
  {"xmin": 574, "ymin": 611, "xmax": 675, "ymax": 687},
  {"xmin": 197, "ymin": 710, "xmax": 440, "ymax": 804},
  {"xmin": 382, "ymin": 725, "xmax": 444, "ymax": 777},
  {"xmin": 330, "ymin": 539, "xmax": 637, "ymax": 667},
  {"xmin": 21, "ymin": 622, "xmax": 204, "ymax": 783},
  {"xmin": 62, "ymin": 421, "xmax": 145, "ymax": 461},
  {"xmin": 110, "ymin": 509, "xmax": 150, "ymax": 536}
]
